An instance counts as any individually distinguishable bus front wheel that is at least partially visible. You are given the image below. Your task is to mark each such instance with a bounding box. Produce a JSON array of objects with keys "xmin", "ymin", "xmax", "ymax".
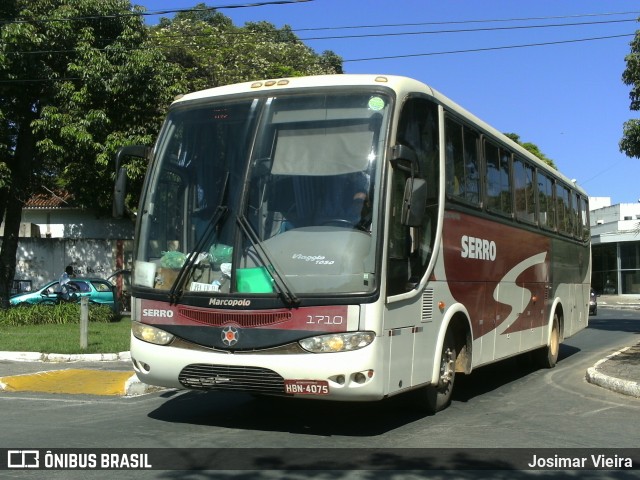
[{"xmin": 415, "ymin": 330, "xmax": 457, "ymax": 414}]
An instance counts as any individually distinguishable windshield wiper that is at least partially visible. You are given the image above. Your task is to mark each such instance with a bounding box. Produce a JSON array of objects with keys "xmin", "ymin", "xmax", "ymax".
[
  {"xmin": 169, "ymin": 171, "xmax": 231, "ymax": 304},
  {"xmin": 168, "ymin": 205, "xmax": 229, "ymax": 304},
  {"xmin": 236, "ymin": 214, "xmax": 300, "ymax": 308}
]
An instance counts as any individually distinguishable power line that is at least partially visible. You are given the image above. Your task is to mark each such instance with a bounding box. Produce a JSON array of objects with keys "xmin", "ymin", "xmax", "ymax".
[
  {"xmin": 290, "ymin": 10, "xmax": 640, "ymax": 32},
  {"xmin": 343, "ymin": 33, "xmax": 635, "ymax": 63},
  {"xmin": 3, "ymin": 16, "xmax": 637, "ymax": 56},
  {"xmin": 298, "ymin": 18, "xmax": 638, "ymax": 42},
  {"xmin": 0, "ymin": 0, "xmax": 312, "ymax": 25}
]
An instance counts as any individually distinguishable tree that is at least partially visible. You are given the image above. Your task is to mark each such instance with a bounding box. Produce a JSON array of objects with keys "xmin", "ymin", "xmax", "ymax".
[
  {"xmin": 504, "ymin": 133, "xmax": 557, "ymax": 169},
  {"xmin": 0, "ymin": 0, "xmax": 184, "ymax": 307},
  {"xmin": 151, "ymin": 4, "xmax": 343, "ymax": 92},
  {"xmin": 0, "ymin": 2, "xmax": 343, "ymax": 308},
  {"xmin": 621, "ymin": 28, "xmax": 640, "ymax": 158}
]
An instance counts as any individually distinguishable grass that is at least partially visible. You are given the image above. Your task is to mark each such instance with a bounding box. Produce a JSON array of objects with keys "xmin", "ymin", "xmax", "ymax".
[{"xmin": 0, "ymin": 317, "xmax": 132, "ymax": 354}]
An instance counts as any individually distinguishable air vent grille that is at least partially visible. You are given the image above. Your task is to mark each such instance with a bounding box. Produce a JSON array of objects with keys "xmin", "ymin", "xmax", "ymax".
[{"xmin": 179, "ymin": 364, "xmax": 285, "ymax": 394}]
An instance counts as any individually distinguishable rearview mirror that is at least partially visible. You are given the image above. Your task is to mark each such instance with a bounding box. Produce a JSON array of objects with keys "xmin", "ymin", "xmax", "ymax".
[
  {"xmin": 401, "ymin": 177, "xmax": 427, "ymax": 226},
  {"xmin": 113, "ymin": 145, "xmax": 149, "ymax": 218}
]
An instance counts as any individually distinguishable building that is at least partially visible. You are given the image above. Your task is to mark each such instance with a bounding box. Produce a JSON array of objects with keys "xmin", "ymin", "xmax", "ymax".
[
  {"xmin": 0, "ymin": 189, "xmax": 134, "ymax": 290},
  {"xmin": 590, "ymin": 197, "xmax": 640, "ymax": 295}
]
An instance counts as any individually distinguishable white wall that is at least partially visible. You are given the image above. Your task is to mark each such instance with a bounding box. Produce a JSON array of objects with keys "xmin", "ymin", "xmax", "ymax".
[
  {"xmin": 14, "ymin": 238, "xmax": 133, "ymax": 288},
  {"xmin": 19, "ymin": 209, "xmax": 135, "ymax": 239}
]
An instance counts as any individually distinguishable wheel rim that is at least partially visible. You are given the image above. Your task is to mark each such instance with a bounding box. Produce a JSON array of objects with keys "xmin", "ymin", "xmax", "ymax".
[{"xmin": 439, "ymin": 346, "xmax": 455, "ymax": 387}]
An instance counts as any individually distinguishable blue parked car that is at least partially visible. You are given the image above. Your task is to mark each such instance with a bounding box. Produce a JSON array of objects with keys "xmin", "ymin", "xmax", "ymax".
[{"xmin": 9, "ymin": 278, "xmax": 117, "ymax": 312}]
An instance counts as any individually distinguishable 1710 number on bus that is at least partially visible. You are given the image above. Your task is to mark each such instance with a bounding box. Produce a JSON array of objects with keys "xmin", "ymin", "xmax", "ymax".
[{"xmin": 284, "ymin": 380, "xmax": 329, "ymax": 395}]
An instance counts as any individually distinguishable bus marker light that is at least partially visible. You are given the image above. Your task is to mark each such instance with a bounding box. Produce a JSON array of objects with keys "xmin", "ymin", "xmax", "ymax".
[
  {"xmin": 438, "ymin": 301, "xmax": 446, "ymax": 311},
  {"xmin": 250, "ymin": 82, "xmax": 262, "ymax": 88}
]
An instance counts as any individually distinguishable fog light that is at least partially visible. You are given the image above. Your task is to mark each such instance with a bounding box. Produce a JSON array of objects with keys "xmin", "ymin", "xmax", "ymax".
[{"xmin": 353, "ymin": 372, "xmax": 367, "ymax": 384}]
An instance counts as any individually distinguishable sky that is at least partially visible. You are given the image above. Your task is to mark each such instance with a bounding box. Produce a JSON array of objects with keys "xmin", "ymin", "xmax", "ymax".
[{"xmin": 138, "ymin": 0, "xmax": 640, "ymax": 206}]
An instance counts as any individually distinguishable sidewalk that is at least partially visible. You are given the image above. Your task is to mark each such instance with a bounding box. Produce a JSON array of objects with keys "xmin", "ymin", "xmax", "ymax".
[
  {"xmin": 0, "ymin": 296, "xmax": 639, "ymax": 398},
  {"xmin": 584, "ymin": 294, "xmax": 640, "ymax": 397}
]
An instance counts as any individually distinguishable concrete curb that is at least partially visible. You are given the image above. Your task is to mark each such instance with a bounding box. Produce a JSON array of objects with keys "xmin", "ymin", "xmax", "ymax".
[
  {"xmin": 0, "ymin": 351, "xmax": 131, "ymax": 362},
  {"xmin": 123, "ymin": 374, "xmax": 167, "ymax": 397},
  {"xmin": 0, "ymin": 350, "xmax": 162, "ymax": 397},
  {"xmin": 585, "ymin": 347, "xmax": 640, "ymax": 398}
]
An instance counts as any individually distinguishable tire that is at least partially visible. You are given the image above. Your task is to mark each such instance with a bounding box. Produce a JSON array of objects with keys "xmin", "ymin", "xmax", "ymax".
[
  {"xmin": 414, "ymin": 329, "xmax": 457, "ymax": 414},
  {"xmin": 534, "ymin": 313, "xmax": 560, "ymax": 369}
]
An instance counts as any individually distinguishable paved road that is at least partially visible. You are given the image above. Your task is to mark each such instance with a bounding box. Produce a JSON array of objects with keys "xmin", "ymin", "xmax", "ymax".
[{"xmin": 1, "ymin": 307, "xmax": 638, "ymax": 479}]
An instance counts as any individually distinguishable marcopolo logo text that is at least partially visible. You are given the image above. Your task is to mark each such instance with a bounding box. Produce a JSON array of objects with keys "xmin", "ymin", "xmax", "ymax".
[{"xmin": 209, "ymin": 298, "xmax": 251, "ymax": 307}]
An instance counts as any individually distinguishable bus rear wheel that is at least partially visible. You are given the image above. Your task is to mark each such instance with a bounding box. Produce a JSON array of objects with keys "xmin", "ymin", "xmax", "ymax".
[
  {"xmin": 415, "ymin": 330, "xmax": 457, "ymax": 414},
  {"xmin": 534, "ymin": 313, "xmax": 560, "ymax": 369}
]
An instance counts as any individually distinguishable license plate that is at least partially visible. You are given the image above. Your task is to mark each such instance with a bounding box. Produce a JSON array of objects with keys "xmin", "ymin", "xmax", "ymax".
[{"xmin": 284, "ymin": 380, "xmax": 329, "ymax": 395}]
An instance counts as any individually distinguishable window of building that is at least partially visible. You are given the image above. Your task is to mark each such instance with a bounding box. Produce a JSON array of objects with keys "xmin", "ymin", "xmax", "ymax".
[{"xmin": 591, "ymin": 243, "xmax": 618, "ymax": 294}]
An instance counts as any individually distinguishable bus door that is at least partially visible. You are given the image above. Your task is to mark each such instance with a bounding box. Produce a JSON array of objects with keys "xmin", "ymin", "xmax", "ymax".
[{"xmin": 382, "ymin": 96, "xmax": 440, "ymax": 393}]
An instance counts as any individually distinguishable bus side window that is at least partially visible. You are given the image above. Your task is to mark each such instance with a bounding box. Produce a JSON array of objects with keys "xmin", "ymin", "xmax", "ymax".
[
  {"xmin": 445, "ymin": 117, "xmax": 479, "ymax": 205},
  {"xmin": 514, "ymin": 157, "xmax": 536, "ymax": 224},
  {"xmin": 537, "ymin": 172, "xmax": 554, "ymax": 230},
  {"xmin": 484, "ymin": 141, "xmax": 513, "ymax": 216},
  {"xmin": 556, "ymin": 183, "xmax": 572, "ymax": 236},
  {"xmin": 445, "ymin": 119, "xmax": 463, "ymax": 196},
  {"xmin": 579, "ymin": 195, "xmax": 590, "ymax": 241}
]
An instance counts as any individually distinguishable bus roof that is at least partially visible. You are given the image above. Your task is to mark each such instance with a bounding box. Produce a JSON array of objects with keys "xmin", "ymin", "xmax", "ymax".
[{"xmin": 173, "ymin": 74, "xmax": 586, "ymax": 196}]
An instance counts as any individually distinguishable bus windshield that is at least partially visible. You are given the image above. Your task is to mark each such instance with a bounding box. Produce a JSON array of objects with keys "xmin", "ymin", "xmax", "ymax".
[{"xmin": 133, "ymin": 90, "xmax": 392, "ymax": 299}]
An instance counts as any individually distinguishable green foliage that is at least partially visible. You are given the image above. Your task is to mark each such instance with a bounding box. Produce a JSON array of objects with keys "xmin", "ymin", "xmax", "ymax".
[
  {"xmin": 151, "ymin": 4, "xmax": 343, "ymax": 92},
  {"xmin": 1, "ymin": 1, "xmax": 344, "ymax": 216},
  {"xmin": 22, "ymin": 0, "xmax": 185, "ymax": 213},
  {"xmin": 0, "ymin": 303, "xmax": 116, "ymax": 326},
  {"xmin": 504, "ymin": 132, "xmax": 557, "ymax": 169},
  {"xmin": 0, "ymin": 162, "xmax": 11, "ymax": 189},
  {"xmin": 0, "ymin": 318, "xmax": 131, "ymax": 354},
  {"xmin": 621, "ymin": 29, "xmax": 640, "ymax": 158},
  {"xmin": 0, "ymin": 1, "xmax": 345, "ymax": 303}
]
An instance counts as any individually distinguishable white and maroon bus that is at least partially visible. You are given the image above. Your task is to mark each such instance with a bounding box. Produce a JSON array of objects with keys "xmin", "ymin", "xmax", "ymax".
[{"xmin": 115, "ymin": 75, "xmax": 590, "ymax": 413}]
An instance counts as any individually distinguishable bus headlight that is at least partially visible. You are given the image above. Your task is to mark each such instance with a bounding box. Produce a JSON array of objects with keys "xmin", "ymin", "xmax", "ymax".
[
  {"xmin": 299, "ymin": 331, "xmax": 375, "ymax": 353},
  {"xmin": 131, "ymin": 321, "xmax": 174, "ymax": 346}
]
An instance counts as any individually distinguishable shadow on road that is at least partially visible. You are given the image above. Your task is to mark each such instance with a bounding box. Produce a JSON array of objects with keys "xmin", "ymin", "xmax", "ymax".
[
  {"xmin": 587, "ymin": 317, "xmax": 640, "ymax": 335},
  {"xmin": 147, "ymin": 346, "xmax": 579, "ymax": 436},
  {"xmin": 452, "ymin": 343, "xmax": 579, "ymax": 404}
]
